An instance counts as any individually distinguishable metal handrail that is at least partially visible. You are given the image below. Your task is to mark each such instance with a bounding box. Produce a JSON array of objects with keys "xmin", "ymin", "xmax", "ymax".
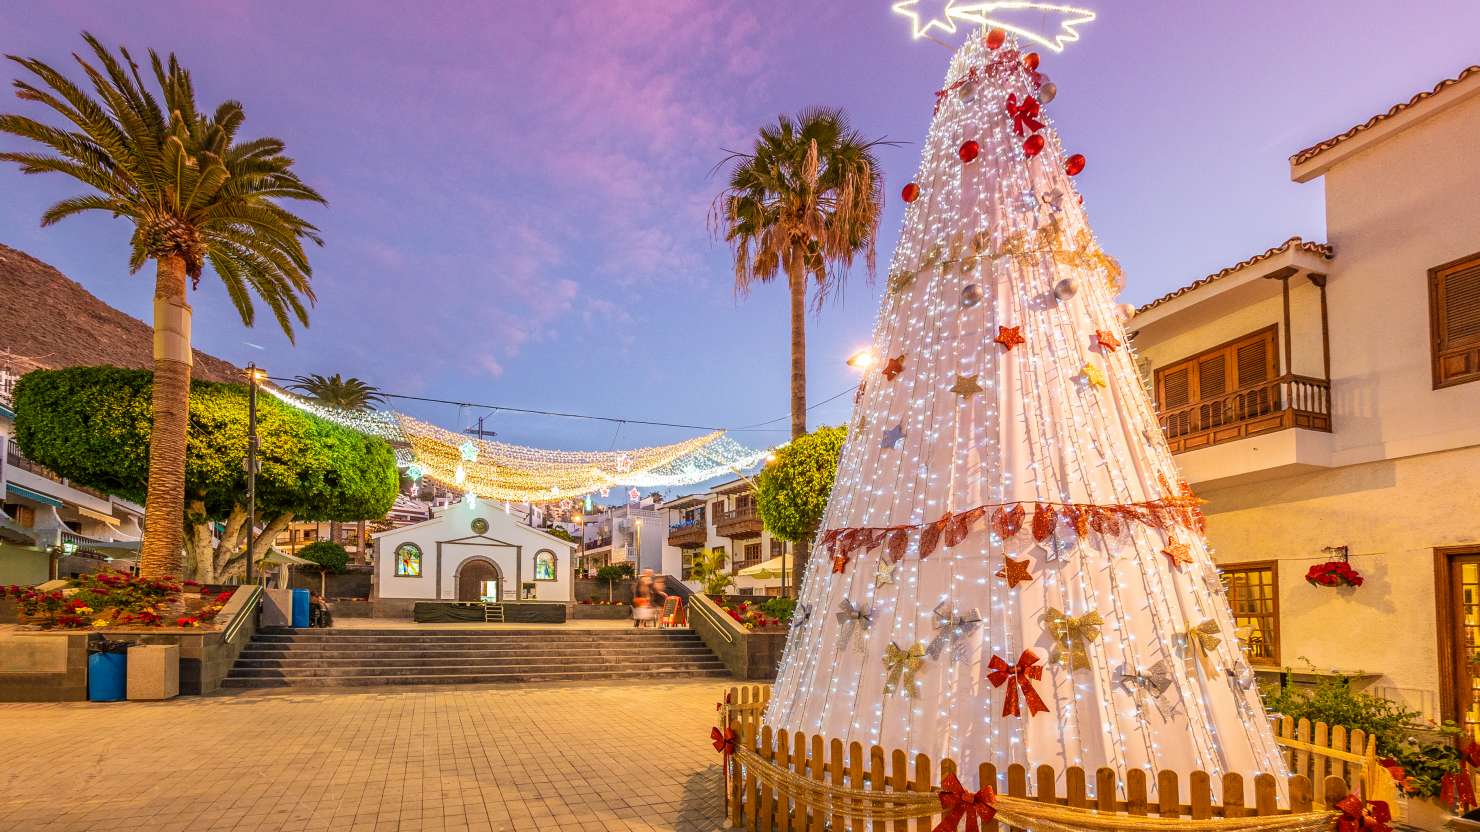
[
  {"xmin": 688, "ymin": 594, "xmax": 735, "ymax": 644},
  {"xmin": 222, "ymin": 584, "xmax": 262, "ymax": 644}
]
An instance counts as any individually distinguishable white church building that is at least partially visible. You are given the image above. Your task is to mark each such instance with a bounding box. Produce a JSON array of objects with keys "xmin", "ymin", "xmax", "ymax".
[{"xmin": 371, "ymin": 499, "xmax": 575, "ymax": 621}]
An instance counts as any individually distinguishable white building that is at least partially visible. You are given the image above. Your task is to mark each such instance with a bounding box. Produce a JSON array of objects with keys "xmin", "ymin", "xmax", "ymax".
[
  {"xmin": 577, "ymin": 496, "xmax": 666, "ymax": 576},
  {"xmin": 371, "ymin": 499, "xmax": 575, "ymax": 611},
  {"xmin": 0, "ymin": 363, "xmax": 146, "ymax": 583},
  {"xmin": 662, "ymin": 478, "xmax": 793, "ymax": 596},
  {"xmin": 1128, "ymin": 65, "xmax": 1480, "ymax": 725}
]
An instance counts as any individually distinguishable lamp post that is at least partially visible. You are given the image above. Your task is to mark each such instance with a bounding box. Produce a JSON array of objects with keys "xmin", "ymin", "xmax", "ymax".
[{"xmin": 245, "ymin": 364, "xmax": 267, "ymax": 585}]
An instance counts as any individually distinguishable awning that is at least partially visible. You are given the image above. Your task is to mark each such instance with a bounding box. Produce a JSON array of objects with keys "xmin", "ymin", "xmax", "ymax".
[
  {"xmin": 258, "ymin": 547, "xmax": 312, "ymax": 567},
  {"xmin": 68, "ymin": 538, "xmax": 141, "ymax": 555},
  {"xmin": 738, "ymin": 555, "xmax": 793, "ymax": 580},
  {"xmin": 76, "ymin": 506, "xmax": 121, "ymax": 526},
  {"xmin": 4, "ymin": 483, "xmax": 63, "ymax": 509}
]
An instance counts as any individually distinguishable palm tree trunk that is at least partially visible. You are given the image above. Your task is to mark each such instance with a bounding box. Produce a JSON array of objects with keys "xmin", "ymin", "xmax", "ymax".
[
  {"xmin": 139, "ymin": 255, "xmax": 191, "ymax": 578},
  {"xmin": 787, "ymin": 257, "xmax": 809, "ymax": 597}
]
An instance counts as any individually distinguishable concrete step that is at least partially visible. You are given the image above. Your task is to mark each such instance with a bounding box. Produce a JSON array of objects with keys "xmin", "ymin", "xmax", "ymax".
[
  {"xmin": 220, "ymin": 667, "xmax": 733, "ymax": 688},
  {"xmin": 256, "ymin": 627, "xmax": 698, "ymax": 638},
  {"xmin": 248, "ymin": 634, "xmax": 704, "ymax": 646},
  {"xmin": 228, "ymin": 660, "xmax": 730, "ymax": 679},
  {"xmin": 235, "ymin": 649, "xmax": 718, "ymax": 665}
]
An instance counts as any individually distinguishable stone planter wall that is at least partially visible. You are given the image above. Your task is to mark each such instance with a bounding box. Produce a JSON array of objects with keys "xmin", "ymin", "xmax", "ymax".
[
  {"xmin": 574, "ymin": 578, "xmax": 635, "ymax": 604},
  {"xmin": 572, "ymin": 604, "xmax": 632, "ymax": 620},
  {"xmin": 687, "ymin": 592, "xmax": 787, "ymax": 680},
  {"xmin": 0, "ymin": 630, "xmax": 89, "ymax": 701}
]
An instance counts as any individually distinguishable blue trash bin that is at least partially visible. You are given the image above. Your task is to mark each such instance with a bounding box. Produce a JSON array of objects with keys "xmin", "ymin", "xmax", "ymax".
[
  {"xmin": 87, "ymin": 651, "xmax": 127, "ymax": 702},
  {"xmin": 291, "ymin": 588, "xmax": 311, "ymax": 628}
]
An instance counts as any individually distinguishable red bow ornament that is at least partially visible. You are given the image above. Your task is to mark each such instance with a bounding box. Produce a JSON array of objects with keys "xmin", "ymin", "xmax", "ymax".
[
  {"xmin": 1334, "ymin": 794, "xmax": 1391, "ymax": 832},
  {"xmin": 1005, "ymin": 94, "xmax": 1044, "ymax": 136},
  {"xmin": 932, "ymin": 773, "xmax": 997, "ymax": 832},
  {"xmin": 711, "ymin": 726, "xmax": 737, "ymax": 757},
  {"xmin": 987, "ymin": 650, "xmax": 1049, "ymax": 718}
]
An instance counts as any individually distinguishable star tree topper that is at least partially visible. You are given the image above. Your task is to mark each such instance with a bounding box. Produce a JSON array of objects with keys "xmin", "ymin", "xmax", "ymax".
[{"xmin": 891, "ymin": 1, "xmax": 1097, "ymax": 52}]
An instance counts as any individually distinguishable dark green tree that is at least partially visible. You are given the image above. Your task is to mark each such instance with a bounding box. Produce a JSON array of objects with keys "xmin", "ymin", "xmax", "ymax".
[
  {"xmin": 296, "ymin": 540, "xmax": 349, "ymax": 596},
  {"xmin": 1, "ymin": 34, "xmax": 325, "ymax": 577},
  {"xmin": 595, "ymin": 562, "xmax": 635, "ymax": 603},
  {"xmin": 755, "ymin": 425, "xmax": 847, "ymax": 593},
  {"xmin": 12, "ymin": 367, "xmax": 396, "ymax": 581}
]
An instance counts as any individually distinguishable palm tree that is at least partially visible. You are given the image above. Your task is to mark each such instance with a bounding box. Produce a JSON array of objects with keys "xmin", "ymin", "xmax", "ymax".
[
  {"xmin": 290, "ymin": 373, "xmax": 385, "ymax": 411},
  {"xmin": 713, "ymin": 107, "xmax": 889, "ymax": 441},
  {"xmin": 1, "ymin": 34, "xmax": 325, "ymax": 578},
  {"xmin": 714, "ymin": 107, "xmax": 889, "ymax": 597}
]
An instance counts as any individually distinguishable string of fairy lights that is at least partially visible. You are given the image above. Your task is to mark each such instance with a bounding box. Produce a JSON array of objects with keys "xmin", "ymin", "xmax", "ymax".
[
  {"xmin": 261, "ymin": 384, "xmax": 775, "ymax": 506},
  {"xmin": 763, "ymin": 26, "xmax": 1289, "ymax": 801}
]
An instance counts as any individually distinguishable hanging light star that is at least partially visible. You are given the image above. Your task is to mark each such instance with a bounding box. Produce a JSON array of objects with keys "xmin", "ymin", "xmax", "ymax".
[
  {"xmin": 891, "ymin": 0, "xmax": 965, "ymax": 41},
  {"xmin": 946, "ymin": 2, "xmax": 1098, "ymax": 52},
  {"xmin": 459, "ymin": 440, "xmax": 480, "ymax": 463}
]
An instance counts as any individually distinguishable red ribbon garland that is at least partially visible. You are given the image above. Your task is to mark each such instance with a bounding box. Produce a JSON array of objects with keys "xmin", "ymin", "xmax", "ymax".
[
  {"xmin": 933, "ymin": 773, "xmax": 997, "ymax": 832},
  {"xmin": 1333, "ymin": 794, "xmax": 1391, "ymax": 832},
  {"xmin": 986, "ymin": 651, "xmax": 1049, "ymax": 718},
  {"xmin": 1005, "ymin": 94, "xmax": 1044, "ymax": 136}
]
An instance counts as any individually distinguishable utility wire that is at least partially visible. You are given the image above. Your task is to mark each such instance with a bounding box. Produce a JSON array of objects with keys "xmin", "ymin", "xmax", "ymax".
[{"xmin": 267, "ymin": 375, "xmax": 858, "ymax": 435}]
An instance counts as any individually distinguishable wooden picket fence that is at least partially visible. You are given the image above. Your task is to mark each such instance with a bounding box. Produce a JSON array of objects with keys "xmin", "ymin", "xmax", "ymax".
[
  {"xmin": 1271, "ymin": 715, "xmax": 1398, "ymax": 809},
  {"xmin": 718, "ymin": 685, "xmax": 1355, "ymax": 832}
]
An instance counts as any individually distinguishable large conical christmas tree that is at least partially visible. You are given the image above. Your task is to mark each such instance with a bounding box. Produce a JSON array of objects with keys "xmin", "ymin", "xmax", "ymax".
[{"xmin": 765, "ymin": 29, "xmax": 1287, "ymax": 792}]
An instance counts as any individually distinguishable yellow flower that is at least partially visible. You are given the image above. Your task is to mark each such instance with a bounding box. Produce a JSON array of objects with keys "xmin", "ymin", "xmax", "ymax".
[
  {"xmin": 75, "ymin": 606, "xmax": 94, "ymax": 615},
  {"xmin": 91, "ymin": 619, "xmax": 109, "ymax": 628}
]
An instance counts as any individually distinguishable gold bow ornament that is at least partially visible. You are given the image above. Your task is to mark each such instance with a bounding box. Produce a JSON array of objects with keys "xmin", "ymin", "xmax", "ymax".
[
  {"xmin": 883, "ymin": 641, "xmax": 927, "ymax": 698},
  {"xmin": 1183, "ymin": 619, "xmax": 1221, "ymax": 676},
  {"xmin": 1043, "ymin": 607, "xmax": 1103, "ymax": 672}
]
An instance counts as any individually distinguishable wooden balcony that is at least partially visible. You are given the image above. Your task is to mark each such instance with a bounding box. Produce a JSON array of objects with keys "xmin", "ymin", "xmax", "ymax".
[
  {"xmin": 1160, "ymin": 374, "xmax": 1331, "ymax": 454},
  {"xmin": 715, "ymin": 505, "xmax": 763, "ymax": 539},
  {"xmin": 667, "ymin": 521, "xmax": 707, "ymax": 548}
]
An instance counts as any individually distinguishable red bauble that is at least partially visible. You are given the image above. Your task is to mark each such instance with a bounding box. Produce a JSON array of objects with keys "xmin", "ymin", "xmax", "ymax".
[
  {"xmin": 958, "ymin": 140, "xmax": 981, "ymax": 163},
  {"xmin": 1022, "ymin": 134, "xmax": 1046, "ymax": 158},
  {"xmin": 1023, "ymin": 52, "xmax": 1041, "ymax": 71},
  {"xmin": 901, "ymin": 183, "xmax": 921, "ymax": 203},
  {"xmin": 985, "ymin": 28, "xmax": 1006, "ymax": 50},
  {"xmin": 1065, "ymin": 154, "xmax": 1086, "ymax": 176}
]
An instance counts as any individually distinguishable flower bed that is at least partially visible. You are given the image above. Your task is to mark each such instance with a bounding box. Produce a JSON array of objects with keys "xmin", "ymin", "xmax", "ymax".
[
  {"xmin": 1, "ymin": 571, "xmax": 233, "ymax": 629},
  {"xmin": 717, "ymin": 599, "xmax": 786, "ymax": 631}
]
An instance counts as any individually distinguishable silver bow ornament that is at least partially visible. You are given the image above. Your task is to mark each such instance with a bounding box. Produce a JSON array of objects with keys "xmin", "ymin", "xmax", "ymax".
[
  {"xmin": 925, "ymin": 601, "xmax": 982, "ymax": 660},
  {"xmin": 836, "ymin": 599, "xmax": 873, "ymax": 653},
  {"xmin": 1117, "ymin": 659, "xmax": 1178, "ymax": 720}
]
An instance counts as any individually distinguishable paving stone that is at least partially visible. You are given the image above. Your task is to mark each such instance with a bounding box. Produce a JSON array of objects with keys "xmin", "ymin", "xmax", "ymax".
[{"xmin": 0, "ymin": 679, "xmax": 730, "ymax": 831}]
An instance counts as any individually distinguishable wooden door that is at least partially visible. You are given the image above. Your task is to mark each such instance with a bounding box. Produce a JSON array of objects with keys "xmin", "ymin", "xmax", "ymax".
[
  {"xmin": 1442, "ymin": 550, "xmax": 1480, "ymax": 740},
  {"xmin": 457, "ymin": 559, "xmax": 500, "ymax": 602}
]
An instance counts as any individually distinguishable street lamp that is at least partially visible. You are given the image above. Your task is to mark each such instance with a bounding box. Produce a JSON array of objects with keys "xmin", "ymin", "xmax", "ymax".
[
  {"xmin": 245, "ymin": 364, "xmax": 268, "ymax": 585},
  {"xmin": 846, "ymin": 347, "xmax": 876, "ymax": 371}
]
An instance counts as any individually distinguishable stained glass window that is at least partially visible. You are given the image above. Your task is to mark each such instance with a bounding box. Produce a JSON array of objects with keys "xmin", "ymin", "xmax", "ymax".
[
  {"xmin": 534, "ymin": 550, "xmax": 556, "ymax": 581},
  {"xmin": 395, "ymin": 542, "xmax": 422, "ymax": 577}
]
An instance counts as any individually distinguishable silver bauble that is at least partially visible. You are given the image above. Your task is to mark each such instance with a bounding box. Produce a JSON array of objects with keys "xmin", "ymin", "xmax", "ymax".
[
  {"xmin": 961, "ymin": 283, "xmax": 984, "ymax": 308},
  {"xmin": 1117, "ymin": 303, "xmax": 1138, "ymax": 322},
  {"xmin": 1038, "ymin": 78, "xmax": 1057, "ymax": 104},
  {"xmin": 1053, "ymin": 277, "xmax": 1080, "ymax": 301},
  {"xmin": 960, "ymin": 81, "xmax": 977, "ymax": 103}
]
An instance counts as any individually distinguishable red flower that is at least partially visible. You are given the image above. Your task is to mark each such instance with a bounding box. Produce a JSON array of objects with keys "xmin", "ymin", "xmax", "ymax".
[
  {"xmin": 1306, "ymin": 560, "xmax": 1364, "ymax": 588},
  {"xmin": 215, "ymin": 590, "xmax": 234, "ymax": 604}
]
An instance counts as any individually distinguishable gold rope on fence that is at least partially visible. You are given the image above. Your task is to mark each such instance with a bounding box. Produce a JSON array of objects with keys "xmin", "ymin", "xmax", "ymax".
[{"xmin": 731, "ymin": 746, "xmax": 1338, "ymax": 832}]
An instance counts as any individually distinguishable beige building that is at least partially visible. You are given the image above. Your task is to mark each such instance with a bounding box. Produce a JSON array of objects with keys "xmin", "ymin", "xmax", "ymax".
[{"xmin": 1129, "ymin": 66, "xmax": 1480, "ymax": 728}]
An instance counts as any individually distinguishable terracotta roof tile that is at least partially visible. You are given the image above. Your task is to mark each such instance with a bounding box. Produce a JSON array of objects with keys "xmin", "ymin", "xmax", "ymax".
[
  {"xmin": 1135, "ymin": 237, "xmax": 1333, "ymax": 315},
  {"xmin": 1291, "ymin": 66, "xmax": 1480, "ymax": 167}
]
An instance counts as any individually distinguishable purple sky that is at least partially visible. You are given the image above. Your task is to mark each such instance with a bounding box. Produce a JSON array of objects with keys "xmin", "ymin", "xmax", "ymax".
[{"xmin": 4, "ymin": 1, "xmax": 1478, "ymax": 470}]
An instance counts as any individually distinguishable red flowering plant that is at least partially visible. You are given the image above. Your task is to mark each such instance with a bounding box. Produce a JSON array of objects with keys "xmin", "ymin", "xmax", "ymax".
[
  {"xmin": 0, "ymin": 571, "xmax": 236, "ymax": 629},
  {"xmin": 1305, "ymin": 560, "xmax": 1364, "ymax": 588},
  {"xmin": 717, "ymin": 599, "xmax": 782, "ymax": 631}
]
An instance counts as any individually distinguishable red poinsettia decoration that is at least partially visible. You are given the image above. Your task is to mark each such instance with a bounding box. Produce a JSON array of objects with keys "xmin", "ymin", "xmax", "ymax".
[{"xmin": 1306, "ymin": 560, "xmax": 1364, "ymax": 588}]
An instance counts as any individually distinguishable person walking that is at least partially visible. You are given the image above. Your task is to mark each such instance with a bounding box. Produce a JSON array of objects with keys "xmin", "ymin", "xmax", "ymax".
[{"xmin": 632, "ymin": 569, "xmax": 655, "ymax": 628}]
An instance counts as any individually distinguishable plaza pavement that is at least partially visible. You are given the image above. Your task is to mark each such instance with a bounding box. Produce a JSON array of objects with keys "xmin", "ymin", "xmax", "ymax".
[{"xmin": 0, "ymin": 678, "xmax": 730, "ymax": 832}]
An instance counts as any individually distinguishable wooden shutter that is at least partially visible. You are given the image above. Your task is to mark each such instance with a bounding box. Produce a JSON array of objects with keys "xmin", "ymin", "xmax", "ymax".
[
  {"xmin": 1160, "ymin": 366, "xmax": 1191, "ymax": 408},
  {"xmin": 1236, "ymin": 338, "xmax": 1271, "ymax": 387},
  {"xmin": 1433, "ymin": 255, "xmax": 1480, "ymax": 388},
  {"xmin": 1154, "ymin": 326, "xmax": 1280, "ymax": 438}
]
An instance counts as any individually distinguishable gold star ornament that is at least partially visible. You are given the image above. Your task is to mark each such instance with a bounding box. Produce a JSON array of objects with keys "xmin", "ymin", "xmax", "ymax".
[
  {"xmin": 1161, "ymin": 539, "xmax": 1193, "ymax": 570},
  {"xmin": 1080, "ymin": 362, "xmax": 1106, "ymax": 388},
  {"xmin": 996, "ymin": 556, "xmax": 1034, "ymax": 588},
  {"xmin": 949, "ymin": 373, "xmax": 983, "ymax": 398}
]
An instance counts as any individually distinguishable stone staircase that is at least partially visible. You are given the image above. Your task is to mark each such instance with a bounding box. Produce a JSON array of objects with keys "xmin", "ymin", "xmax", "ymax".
[{"xmin": 222, "ymin": 627, "xmax": 731, "ymax": 689}]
